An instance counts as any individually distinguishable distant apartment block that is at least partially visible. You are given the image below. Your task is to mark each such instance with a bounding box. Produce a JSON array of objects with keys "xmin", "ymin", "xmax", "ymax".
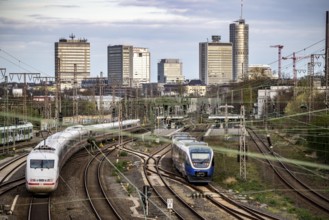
[
  {"xmin": 184, "ymin": 79, "xmax": 206, "ymax": 97},
  {"xmin": 157, "ymin": 59, "xmax": 184, "ymax": 83},
  {"xmin": 199, "ymin": 35, "xmax": 233, "ymax": 85},
  {"xmin": 248, "ymin": 64, "xmax": 273, "ymax": 79},
  {"xmin": 107, "ymin": 45, "xmax": 150, "ymax": 88},
  {"xmin": 230, "ymin": 19, "xmax": 249, "ymax": 82},
  {"xmin": 55, "ymin": 35, "xmax": 90, "ymax": 87}
]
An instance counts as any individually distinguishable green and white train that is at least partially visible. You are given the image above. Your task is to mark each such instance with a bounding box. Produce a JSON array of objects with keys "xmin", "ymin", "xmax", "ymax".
[{"xmin": 0, "ymin": 122, "xmax": 33, "ymax": 145}]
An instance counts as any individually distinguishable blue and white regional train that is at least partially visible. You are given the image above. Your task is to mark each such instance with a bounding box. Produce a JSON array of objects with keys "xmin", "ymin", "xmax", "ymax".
[
  {"xmin": 171, "ymin": 132, "xmax": 214, "ymax": 183},
  {"xmin": 25, "ymin": 119, "xmax": 140, "ymax": 194}
]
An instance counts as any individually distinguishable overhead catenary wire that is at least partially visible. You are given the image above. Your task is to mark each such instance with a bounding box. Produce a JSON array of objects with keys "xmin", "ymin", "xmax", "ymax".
[{"xmin": 0, "ymin": 48, "xmax": 51, "ymax": 77}]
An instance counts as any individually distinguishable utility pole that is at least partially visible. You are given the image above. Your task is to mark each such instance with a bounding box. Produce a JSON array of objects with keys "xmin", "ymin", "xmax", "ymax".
[
  {"xmin": 136, "ymin": 87, "xmax": 139, "ymax": 119},
  {"xmin": 9, "ymin": 72, "xmax": 40, "ymax": 121},
  {"xmin": 219, "ymin": 104, "xmax": 234, "ymax": 135},
  {"xmin": 308, "ymin": 56, "xmax": 314, "ymax": 123},
  {"xmin": 270, "ymin": 45, "xmax": 284, "ymax": 79},
  {"xmin": 55, "ymin": 58, "xmax": 62, "ymax": 131},
  {"xmin": 111, "ymin": 76, "xmax": 117, "ymax": 121},
  {"xmin": 73, "ymin": 64, "xmax": 78, "ymax": 123},
  {"xmin": 239, "ymin": 105, "xmax": 247, "ymax": 180},
  {"xmin": 34, "ymin": 76, "xmax": 55, "ymax": 119},
  {"xmin": 98, "ymin": 72, "xmax": 104, "ymax": 122},
  {"xmin": 282, "ymin": 53, "xmax": 309, "ymax": 97},
  {"xmin": 325, "ymin": 11, "xmax": 329, "ymax": 111},
  {"xmin": 264, "ymin": 89, "xmax": 268, "ymax": 131},
  {"xmin": 1, "ymin": 68, "xmax": 8, "ymax": 153},
  {"xmin": 308, "ymin": 54, "xmax": 323, "ymax": 122}
]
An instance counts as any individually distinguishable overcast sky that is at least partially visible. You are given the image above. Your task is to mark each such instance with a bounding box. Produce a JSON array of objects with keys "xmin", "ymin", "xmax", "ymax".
[{"xmin": 0, "ymin": 0, "xmax": 327, "ymax": 82}]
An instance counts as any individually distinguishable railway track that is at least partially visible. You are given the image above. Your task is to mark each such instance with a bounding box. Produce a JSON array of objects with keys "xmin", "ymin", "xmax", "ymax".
[
  {"xmin": 83, "ymin": 144, "xmax": 123, "ymax": 220},
  {"xmin": 28, "ymin": 196, "xmax": 51, "ymax": 220},
  {"xmin": 0, "ymin": 177, "xmax": 25, "ymax": 196},
  {"xmin": 122, "ymin": 125, "xmax": 281, "ymax": 220},
  {"xmin": 0, "ymin": 154, "xmax": 27, "ymax": 196},
  {"xmin": 121, "ymin": 141, "xmax": 206, "ymax": 219},
  {"xmin": 155, "ymin": 146, "xmax": 281, "ymax": 220},
  {"xmin": 146, "ymin": 144, "xmax": 207, "ymax": 220},
  {"xmin": 1, "ymin": 124, "xmax": 306, "ymax": 219},
  {"xmin": 0, "ymin": 153, "xmax": 27, "ymax": 184},
  {"xmin": 247, "ymin": 127, "xmax": 329, "ymax": 217}
]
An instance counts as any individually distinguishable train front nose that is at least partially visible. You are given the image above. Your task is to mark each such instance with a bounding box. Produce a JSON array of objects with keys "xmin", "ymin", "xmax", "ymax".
[
  {"xmin": 26, "ymin": 168, "xmax": 58, "ymax": 194},
  {"xmin": 26, "ymin": 177, "xmax": 58, "ymax": 194}
]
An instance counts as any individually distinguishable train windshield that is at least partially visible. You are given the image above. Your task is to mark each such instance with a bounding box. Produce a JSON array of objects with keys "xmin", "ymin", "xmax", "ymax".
[
  {"xmin": 30, "ymin": 159, "xmax": 55, "ymax": 169},
  {"xmin": 191, "ymin": 153, "xmax": 210, "ymax": 161},
  {"xmin": 190, "ymin": 152, "xmax": 211, "ymax": 168}
]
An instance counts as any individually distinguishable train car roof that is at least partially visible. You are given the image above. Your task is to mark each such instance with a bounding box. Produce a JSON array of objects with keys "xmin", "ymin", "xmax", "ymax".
[
  {"xmin": 28, "ymin": 149, "xmax": 58, "ymax": 159},
  {"xmin": 85, "ymin": 119, "xmax": 139, "ymax": 132},
  {"xmin": 189, "ymin": 144, "xmax": 213, "ymax": 152},
  {"xmin": 172, "ymin": 132, "xmax": 190, "ymax": 138},
  {"xmin": 65, "ymin": 125, "xmax": 85, "ymax": 131},
  {"xmin": 33, "ymin": 128, "xmax": 86, "ymax": 152},
  {"xmin": 0, "ymin": 122, "xmax": 33, "ymax": 130},
  {"xmin": 174, "ymin": 138, "xmax": 211, "ymax": 151},
  {"xmin": 173, "ymin": 136, "xmax": 196, "ymax": 142}
]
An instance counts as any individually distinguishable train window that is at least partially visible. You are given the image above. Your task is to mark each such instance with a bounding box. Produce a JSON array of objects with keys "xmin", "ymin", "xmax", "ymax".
[
  {"xmin": 191, "ymin": 153, "xmax": 210, "ymax": 160},
  {"xmin": 30, "ymin": 159, "xmax": 55, "ymax": 169}
]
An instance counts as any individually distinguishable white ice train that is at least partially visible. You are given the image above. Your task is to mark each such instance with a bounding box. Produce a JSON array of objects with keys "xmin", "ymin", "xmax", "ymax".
[
  {"xmin": 25, "ymin": 119, "xmax": 140, "ymax": 194},
  {"xmin": 171, "ymin": 132, "xmax": 214, "ymax": 183}
]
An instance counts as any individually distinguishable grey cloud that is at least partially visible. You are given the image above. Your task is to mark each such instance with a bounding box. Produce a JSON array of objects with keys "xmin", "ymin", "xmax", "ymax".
[
  {"xmin": 45, "ymin": 4, "xmax": 80, "ymax": 8},
  {"xmin": 117, "ymin": 0, "xmax": 231, "ymax": 17}
]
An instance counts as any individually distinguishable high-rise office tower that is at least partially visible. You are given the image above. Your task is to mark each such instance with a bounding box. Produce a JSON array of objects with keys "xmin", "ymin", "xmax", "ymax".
[
  {"xmin": 108, "ymin": 45, "xmax": 150, "ymax": 87},
  {"xmin": 199, "ymin": 35, "xmax": 233, "ymax": 85},
  {"xmin": 55, "ymin": 35, "xmax": 90, "ymax": 86},
  {"xmin": 107, "ymin": 45, "xmax": 133, "ymax": 87},
  {"xmin": 230, "ymin": 17, "xmax": 249, "ymax": 82},
  {"xmin": 157, "ymin": 59, "xmax": 184, "ymax": 83},
  {"xmin": 132, "ymin": 47, "xmax": 151, "ymax": 88}
]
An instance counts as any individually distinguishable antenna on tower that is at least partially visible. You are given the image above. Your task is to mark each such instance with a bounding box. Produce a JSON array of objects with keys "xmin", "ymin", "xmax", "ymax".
[
  {"xmin": 69, "ymin": 33, "xmax": 75, "ymax": 40},
  {"xmin": 240, "ymin": 0, "xmax": 243, "ymax": 19}
]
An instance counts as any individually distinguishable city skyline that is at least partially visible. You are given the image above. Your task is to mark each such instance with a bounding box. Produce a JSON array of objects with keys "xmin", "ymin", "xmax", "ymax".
[{"xmin": 0, "ymin": 0, "xmax": 327, "ymax": 82}]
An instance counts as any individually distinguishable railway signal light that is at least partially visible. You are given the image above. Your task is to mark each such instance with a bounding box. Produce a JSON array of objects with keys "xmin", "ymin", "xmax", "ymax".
[
  {"xmin": 59, "ymin": 112, "xmax": 63, "ymax": 122},
  {"xmin": 141, "ymin": 185, "xmax": 152, "ymax": 216},
  {"xmin": 143, "ymin": 185, "xmax": 152, "ymax": 197}
]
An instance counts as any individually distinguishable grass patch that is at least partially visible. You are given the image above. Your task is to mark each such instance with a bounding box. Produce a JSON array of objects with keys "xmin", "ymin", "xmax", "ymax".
[
  {"xmin": 210, "ymin": 135, "xmax": 324, "ymax": 219},
  {"xmin": 119, "ymin": 151, "xmax": 128, "ymax": 157},
  {"xmin": 113, "ymin": 160, "xmax": 128, "ymax": 174},
  {"xmin": 125, "ymin": 183, "xmax": 134, "ymax": 196},
  {"xmin": 294, "ymin": 208, "xmax": 327, "ymax": 220}
]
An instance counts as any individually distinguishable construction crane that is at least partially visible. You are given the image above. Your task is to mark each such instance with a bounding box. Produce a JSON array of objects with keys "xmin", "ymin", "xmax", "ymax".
[{"xmin": 270, "ymin": 45, "xmax": 284, "ymax": 79}]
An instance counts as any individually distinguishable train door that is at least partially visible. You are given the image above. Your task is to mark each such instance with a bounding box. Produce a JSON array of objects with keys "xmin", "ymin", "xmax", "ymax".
[
  {"xmin": 18, "ymin": 128, "xmax": 23, "ymax": 141},
  {"xmin": 8, "ymin": 129, "xmax": 13, "ymax": 143},
  {"xmin": 0, "ymin": 130, "xmax": 4, "ymax": 144}
]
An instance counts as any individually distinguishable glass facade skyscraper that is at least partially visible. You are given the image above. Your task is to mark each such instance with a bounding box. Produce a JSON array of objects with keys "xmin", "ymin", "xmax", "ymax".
[
  {"xmin": 230, "ymin": 19, "xmax": 249, "ymax": 82},
  {"xmin": 108, "ymin": 45, "xmax": 150, "ymax": 87},
  {"xmin": 107, "ymin": 45, "xmax": 133, "ymax": 87}
]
